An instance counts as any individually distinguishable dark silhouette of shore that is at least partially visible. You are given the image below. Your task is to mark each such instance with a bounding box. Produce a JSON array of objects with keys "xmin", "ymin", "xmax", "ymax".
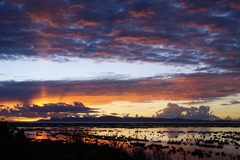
[
  {"xmin": 0, "ymin": 121, "xmax": 137, "ymax": 160},
  {"xmin": 33, "ymin": 116, "xmax": 240, "ymax": 127}
]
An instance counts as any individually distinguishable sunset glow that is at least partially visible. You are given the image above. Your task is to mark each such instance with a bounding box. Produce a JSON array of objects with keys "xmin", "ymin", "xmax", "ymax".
[{"xmin": 0, "ymin": 0, "xmax": 240, "ymax": 121}]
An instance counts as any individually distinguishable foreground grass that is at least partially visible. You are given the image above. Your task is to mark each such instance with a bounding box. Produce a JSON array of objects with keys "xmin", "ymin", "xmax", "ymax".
[
  {"xmin": 1, "ymin": 140, "xmax": 135, "ymax": 160},
  {"xmin": 0, "ymin": 121, "xmax": 135, "ymax": 160}
]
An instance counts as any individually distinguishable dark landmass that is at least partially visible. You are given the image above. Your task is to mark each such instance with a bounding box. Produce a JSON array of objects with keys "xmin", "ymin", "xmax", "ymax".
[{"xmin": 10, "ymin": 116, "xmax": 239, "ymax": 127}]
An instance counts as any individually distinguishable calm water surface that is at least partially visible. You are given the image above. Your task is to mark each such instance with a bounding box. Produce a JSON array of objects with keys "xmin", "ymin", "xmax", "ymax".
[{"xmin": 19, "ymin": 125, "xmax": 240, "ymax": 160}]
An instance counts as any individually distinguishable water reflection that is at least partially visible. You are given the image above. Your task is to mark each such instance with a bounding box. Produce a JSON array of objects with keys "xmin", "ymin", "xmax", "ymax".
[{"xmin": 19, "ymin": 126, "xmax": 240, "ymax": 160}]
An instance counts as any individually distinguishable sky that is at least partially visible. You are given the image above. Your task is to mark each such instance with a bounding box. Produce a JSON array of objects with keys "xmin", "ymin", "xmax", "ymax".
[{"xmin": 0, "ymin": 0, "xmax": 240, "ymax": 121}]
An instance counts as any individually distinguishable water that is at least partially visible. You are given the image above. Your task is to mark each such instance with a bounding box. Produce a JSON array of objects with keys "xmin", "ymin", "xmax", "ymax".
[{"xmin": 18, "ymin": 125, "xmax": 240, "ymax": 160}]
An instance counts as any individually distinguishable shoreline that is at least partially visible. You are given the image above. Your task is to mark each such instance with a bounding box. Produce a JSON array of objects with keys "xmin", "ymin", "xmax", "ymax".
[{"xmin": 8, "ymin": 121, "xmax": 240, "ymax": 128}]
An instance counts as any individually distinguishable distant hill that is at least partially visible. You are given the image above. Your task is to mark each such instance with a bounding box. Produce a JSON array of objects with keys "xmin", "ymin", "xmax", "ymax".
[{"xmin": 37, "ymin": 116, "xmax": 240, "ymax": 125}]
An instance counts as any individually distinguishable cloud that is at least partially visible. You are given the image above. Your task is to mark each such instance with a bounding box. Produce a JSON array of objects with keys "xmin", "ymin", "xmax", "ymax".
[
  {"xmin": 231, "ymin": 100, "xmax": 240, "ymax": 104},
  {"xmin": 156, "ymin": 103, "xmax": 220, "ymax": 120},
  {"xmin": 224, "ymin": 116, "xmax": 233, "ymax": 120},
  {"xmin": 0, "ymin": 0, "xmax": 239, "ymax": 71},
  {"xmin": 221, "ymin": 100, "xmax": 240, "ymax": 106},
  {"xmin": 135, "ymin": 99, "xmax": 153, "ymax": 103},
  {"xmin": 0, "ymin": 72, "xmax": 239, "ymax": 106},
  {"xmin": 180, "ymin": 100, "xmax": 212, "ymax": 105},
  {"xmin": 0, "ymin": 102, "xmax": 98, "ymax": 118}
]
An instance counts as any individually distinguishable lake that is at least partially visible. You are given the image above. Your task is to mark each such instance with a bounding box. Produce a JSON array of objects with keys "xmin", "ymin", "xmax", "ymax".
[{"xmin": 17, "ymin": 123, "xmax": 240, "ymax": 160}]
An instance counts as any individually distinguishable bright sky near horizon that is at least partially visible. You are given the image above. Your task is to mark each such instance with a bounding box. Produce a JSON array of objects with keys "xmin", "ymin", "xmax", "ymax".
[
  {"xmin": 0, "ymin": 59, "xmax": 196, "ymax": 81},
  {"xmin": 0, "ymin": 0, "xmax": 240, "ymax": 121}
]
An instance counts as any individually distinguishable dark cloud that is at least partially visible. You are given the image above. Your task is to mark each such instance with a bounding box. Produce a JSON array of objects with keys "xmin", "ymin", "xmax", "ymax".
[
  {"xmin": 180, "ymin": 100, "xmax": 212, "ymax": 105},
  {"xmin": 224, "ymin": 116, "xmax": 233, "ymax": 120},
  {"xmin": 0, "ymin": 81, "xmax": 43, "ymax": 105},
  {"xmin": 221, "ymin": 100, "xmax": 240, "ymax": 106},
  {"xmin": 231, "ymin": 100, "xmax": 240, "ymax": 104},
  {"xmin": 0, "ymin": 72, "xmax": 239, "ymax": 105},
  {"xmin": 0, "ymin": 0, "xmax": 239, "ymax": 71},
  {"xmin": 135, "ymin": 99, "xmax": 153, "ymax": 103},
  {"xmin": 0, "ymin": 102, "xmax": 98, "ymax": 118},
  {"xmin": 156, "ymin": 103, "xmax": 220, "ymax": 120}
]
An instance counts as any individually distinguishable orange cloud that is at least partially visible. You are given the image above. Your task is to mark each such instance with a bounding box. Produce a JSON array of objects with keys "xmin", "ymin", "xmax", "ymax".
[
  {"xmin": 182, "ymin": 21, "xmax": 227, "ymax": 34},
  {"xmin": 1, "ymin": 73, "xmax": 239, "ymax": 107},
  {"xmin": 229, "ymin": 2, "xmax": 240, "ymax": 11},
  {"xmin": 69, "ymin": 4, "xmax": 85, "ymax": 9},
  {"xmin": 27, "ymin": 11, "xmax": 59, "ymax": 28},
  {"xmin": 38, "ymin": 31, "xmax": 61, "ymax": 38},
  {"xmin": 180, "ymin": 1, "xmax": 210, "ymax": 14},
  {"xmin": 77, "ymin": 20, "xmax": 99, "ymax": 26},
  {"xmin": 104, "ymin": 30, "xmax": 121, "ymax": 36},
  {"xmin": 115, "ymin": 35, "xmax": 168, "ymax": 45},
  {"xmin": 129, "ymin": 9, "xmax": 155, "ymax": 18},
  {"xmin": 187, "ymin": 8, "xmax": 208, "ymax": 14}
]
